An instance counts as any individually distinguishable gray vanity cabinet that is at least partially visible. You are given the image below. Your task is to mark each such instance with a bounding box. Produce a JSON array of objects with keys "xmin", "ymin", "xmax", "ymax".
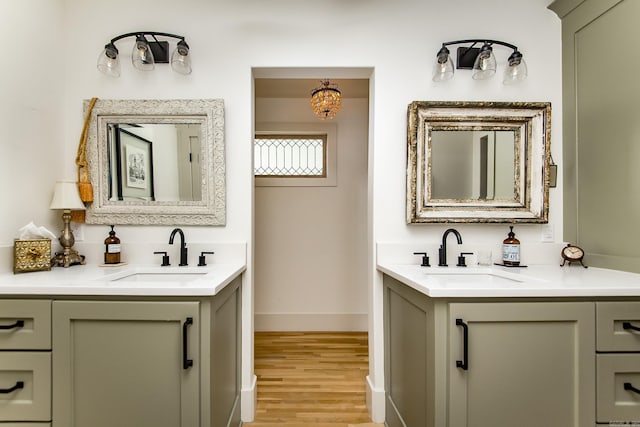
[
  {"xmin": 51, "ymin": 276, "xmax": 241, "ymax": 427},
  {"xmin": 448, "ymin": 302, "xmax": 594, "ymax": 427},
  {"xmin": 383, "ymin": 275, "xmax": 596, "ymax": 427},
  {"xmin": 52, "ymin": 300, "xmax": 200, "ymax": 427}
]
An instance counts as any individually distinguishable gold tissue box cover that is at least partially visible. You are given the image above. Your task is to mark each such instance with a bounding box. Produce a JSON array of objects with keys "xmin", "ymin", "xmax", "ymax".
[{"xmin": 14, "ymin": 239, "xmax": 51, "ymax": 274}]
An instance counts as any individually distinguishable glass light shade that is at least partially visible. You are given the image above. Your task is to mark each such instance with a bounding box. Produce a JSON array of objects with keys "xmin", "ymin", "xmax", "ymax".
[
  {"xmin": 132, "ymin": 36, "xmax": 155, "ymax": 71},
  {"xmin": 472, "ymin": 46, "xmax": 497, "ymax": 80},
  {"xmin": 310, "ymin": 81, "xmax": 342, "ymax": 120},
  {"xmin": 97, "ymin": 45, "xmax": 121, "ymax": 77},
  {"xmin": 50, "ymin": 181, "xmax": 85, "ymax": 211},
  {"xmin": 171, "ymin": 41, "xmax": 192, "ymax": 75},
  {"xmin": 503, "ymin": 57, "xmax": 528, "ymax": 85},
  {"xmin": 432, "ymin": 55, "xmax": 454, "ymax": 82}
]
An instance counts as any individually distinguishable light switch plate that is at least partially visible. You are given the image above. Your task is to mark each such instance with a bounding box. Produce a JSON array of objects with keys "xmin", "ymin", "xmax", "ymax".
[{"xmin": 541, "ymin": 224, "xmax": 554, "ymax": 242}]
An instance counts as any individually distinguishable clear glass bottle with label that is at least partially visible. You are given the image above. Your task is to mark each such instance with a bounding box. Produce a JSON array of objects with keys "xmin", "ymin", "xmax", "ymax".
[
  {"xmin": 104, "ymin": 225, "xmax": 121, "ymax": 264},
  {"xmin": 502, "ymin": 225, "xmax": 520, "ymax": 266}
]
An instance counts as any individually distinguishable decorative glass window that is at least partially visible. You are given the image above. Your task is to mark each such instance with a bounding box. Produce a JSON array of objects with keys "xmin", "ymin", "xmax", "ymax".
[{"xmin": 254, "ymin": 134, "xmax": 327, "ymax": 177}]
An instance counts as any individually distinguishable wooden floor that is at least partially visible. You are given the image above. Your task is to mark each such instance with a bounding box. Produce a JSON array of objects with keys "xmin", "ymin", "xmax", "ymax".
[{"xmin": 244, "ymin": 332, "xmax": 381, "ymax": 427}]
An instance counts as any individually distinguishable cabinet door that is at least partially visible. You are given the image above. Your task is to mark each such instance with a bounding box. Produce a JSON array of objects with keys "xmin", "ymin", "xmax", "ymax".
[
  {"xmin": 449, "ymin": 302, "xmax": 595, "ymax": 427},
  {"xmin": 52, "ymin": 301, "xmax": 199, "ymax": 427}
]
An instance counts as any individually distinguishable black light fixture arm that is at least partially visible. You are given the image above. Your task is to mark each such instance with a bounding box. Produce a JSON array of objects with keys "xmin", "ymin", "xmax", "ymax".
[
  {"xmin": 108, "ymin": 31, "xmax": 186, "ymax": 45},
  {"xmin": 441, "ymin": 39, "xmax": 518, "ymax": 51}
]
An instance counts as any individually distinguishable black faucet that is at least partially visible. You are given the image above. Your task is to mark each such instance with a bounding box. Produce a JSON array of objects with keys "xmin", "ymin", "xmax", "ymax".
[
  {"xmin": 438, "ymin": 228, "xmax": 463, "ymax": 266},
  {"xmin": 169, "ymin": 228, "xmax": 188, "ymax": 266}
]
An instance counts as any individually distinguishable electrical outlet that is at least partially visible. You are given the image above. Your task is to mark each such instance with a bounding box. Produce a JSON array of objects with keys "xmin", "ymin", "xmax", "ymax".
[
  {"xmin": 71, "ymin": 223, "xmax": 85, "ymax": 241},
  {"xmin": 541, "ymin": 224, "xmax": 554, "ymax": 243}
]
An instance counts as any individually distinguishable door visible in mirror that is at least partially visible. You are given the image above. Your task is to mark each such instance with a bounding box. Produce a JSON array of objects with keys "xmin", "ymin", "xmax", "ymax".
[{"xmin": 430, "ymin": 130, "xmax": 516, "ymax": 201}]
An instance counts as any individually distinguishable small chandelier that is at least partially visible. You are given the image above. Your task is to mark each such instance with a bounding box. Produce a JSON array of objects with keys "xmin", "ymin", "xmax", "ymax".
[{"xmin": 310, "ymin": 80, "xmax": 342, "ymax": 120}]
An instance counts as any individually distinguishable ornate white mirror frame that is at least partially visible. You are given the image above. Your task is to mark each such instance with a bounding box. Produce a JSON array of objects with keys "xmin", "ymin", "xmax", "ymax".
[
  {"xmin": 85, "ymin": 99, "xmax": 226, "ymax": 225},
  {"xmin": 406, "ymin": 101, "xmax": 551, "ymax": 223}
]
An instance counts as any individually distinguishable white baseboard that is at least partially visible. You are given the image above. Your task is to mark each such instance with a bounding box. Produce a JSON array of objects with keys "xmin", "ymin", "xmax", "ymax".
[
  {"xmin": 255, "ymin": 313, "xmax": 368, "ymax": 331},
  {"xmin": 366, "ymin": 375, "xmax": 386, "ymax": 423},
  {"xmin": 240, "ymin": 374, "xmax": 257, "ymax": 422}
]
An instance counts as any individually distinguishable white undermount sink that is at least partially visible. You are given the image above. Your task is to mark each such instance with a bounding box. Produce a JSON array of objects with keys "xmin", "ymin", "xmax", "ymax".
[
  {"xmin": 425, "ymin": 273, "xmax": 522, "ymax": 286},
  {"xmin": 420, "ymin": 267, "xmax": 543, "ymax": 286},
  {"xmin": 97, "ymin": 267, "xmax": 212, "ymax": 284},
  {"xmin": 112, "ymin": 272, "xmax": 207, "ymax": 283}
]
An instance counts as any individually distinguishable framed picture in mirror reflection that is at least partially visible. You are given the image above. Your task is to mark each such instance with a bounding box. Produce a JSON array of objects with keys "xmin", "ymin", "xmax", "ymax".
[{"xmin": 112, "ymin": 125, "xmax": 155, "ymax": 201}]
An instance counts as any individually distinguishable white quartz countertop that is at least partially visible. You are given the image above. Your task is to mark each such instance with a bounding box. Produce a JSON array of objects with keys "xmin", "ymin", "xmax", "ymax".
[
  {"xmin": 0, "ymin": 262, "xmax": 246, "ymax": 297},
  {"xmin": 377, "ymin": 262, "xmax": 640, "ymax": 298}
]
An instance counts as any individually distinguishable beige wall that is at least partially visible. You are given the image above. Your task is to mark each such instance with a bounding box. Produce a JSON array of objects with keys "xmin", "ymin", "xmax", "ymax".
[{"xmin": 254, "ymin": 97, "xmax": 369, "ymax": 331}]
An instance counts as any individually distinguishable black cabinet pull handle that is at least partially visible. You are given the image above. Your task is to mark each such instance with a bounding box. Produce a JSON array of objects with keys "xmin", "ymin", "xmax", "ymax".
[
  {"xmin": 456, "ymin": 318, "xmax": 469, "ymax": 370},
  {"xmin": 0, "ymin": 381, "xmax": 24, "ymax": 394},
  {"xmin": 625, "ymin": 382, "xmax": 640, "ymax": 394},
  {"xmin": 623, "ymin": 322, "xmax": 640, "ymax": 332},
  {"xmin": 0, "ymin": 320, "xmax": 24, "ymax": 330},
  {"xmin": 183, "ymin": 317, "xmax": 194, "ymax": 370}
]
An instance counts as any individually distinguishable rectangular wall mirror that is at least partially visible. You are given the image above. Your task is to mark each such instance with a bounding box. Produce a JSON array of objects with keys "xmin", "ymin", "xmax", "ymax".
[
  {"xmin": 406, "ymin": 101, "xmax": 551, "ymax": 223},
  {"xmin": 85, "ymin": 99, "xmax": 226, "ymax": 225}
]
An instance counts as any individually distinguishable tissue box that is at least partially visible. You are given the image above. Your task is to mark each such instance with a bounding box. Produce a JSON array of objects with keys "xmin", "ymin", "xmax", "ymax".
[{"xmin": 14, "ymin": 239, "xmax": 51, "ymax": 274}]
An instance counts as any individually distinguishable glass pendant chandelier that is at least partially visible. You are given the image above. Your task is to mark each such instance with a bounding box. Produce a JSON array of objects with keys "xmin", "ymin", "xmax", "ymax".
[{"xmin": 310, "ymin": 80, "xmax": 342, "ymax": 120}]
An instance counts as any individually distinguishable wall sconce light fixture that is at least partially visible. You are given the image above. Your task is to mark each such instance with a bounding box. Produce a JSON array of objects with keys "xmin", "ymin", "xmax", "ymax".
[
  {"xmin": 97, "ymin": 31, "xmax": 191, "ymax": 77},
  {"xmin": 433, "ymin": 39, "xmax": 527, "ymax": 85}
]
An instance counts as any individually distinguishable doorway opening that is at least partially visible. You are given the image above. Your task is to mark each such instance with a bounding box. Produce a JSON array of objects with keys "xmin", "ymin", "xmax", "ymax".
[{"xmin": 251, "ymin": 69, "xmax": 373, "ymax": 424}]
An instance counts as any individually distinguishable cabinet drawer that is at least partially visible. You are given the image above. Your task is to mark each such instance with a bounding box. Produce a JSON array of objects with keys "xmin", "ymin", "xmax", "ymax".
[
  {"xmin": 0, "ymin": 424, "xmax": 51, "ymax": 427},
  {"xmin": 0, "ymin": 352, "xmax": 51, "ymax": 422},
  {"xmin": 0, "ymin": 300, "xmax": 51, "ymax": 350},
  {"xmin": 597, "ymin": 354, "xmax": 640, "ymax": 422},
  {"xmin": 597, "ymin": 302, "xmax": 640, "ymax": 351}
]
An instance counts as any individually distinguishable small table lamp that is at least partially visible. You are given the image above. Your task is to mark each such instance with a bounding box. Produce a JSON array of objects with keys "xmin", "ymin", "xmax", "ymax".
[{"xmin": 50, "ymin": 181, "xmax": 86, "ymax": 267}]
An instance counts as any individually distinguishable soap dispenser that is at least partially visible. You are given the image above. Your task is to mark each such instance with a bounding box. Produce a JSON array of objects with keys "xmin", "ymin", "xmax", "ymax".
[
  {"xmin": 104, "ymin": 225, "xmax": 121, "ymax": 264},
  {"xmin": 502, "ymin": 226, "xmax": 520, "ymax": 266}
]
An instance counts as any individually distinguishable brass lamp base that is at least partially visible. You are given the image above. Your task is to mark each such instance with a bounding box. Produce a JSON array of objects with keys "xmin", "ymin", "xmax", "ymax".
[
  {"xmin": 51, "ymin": 248, "xmax": 85, "ymax": 268},
  {"xmin": 51, "ymin": 209, "xmax": 86, "ymax": 268}
]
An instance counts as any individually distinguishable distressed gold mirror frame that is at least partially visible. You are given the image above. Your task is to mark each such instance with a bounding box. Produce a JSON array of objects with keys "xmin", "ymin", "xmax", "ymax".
[{"xmin": 407, "ymin": 101, "xmax": 551, "ymax": 223}]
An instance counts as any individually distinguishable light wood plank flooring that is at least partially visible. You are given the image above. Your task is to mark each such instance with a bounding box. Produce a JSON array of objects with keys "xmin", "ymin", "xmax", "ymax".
[{"xmin": 244, "ymin": 332, "xmax": 381, "ymax": 427}]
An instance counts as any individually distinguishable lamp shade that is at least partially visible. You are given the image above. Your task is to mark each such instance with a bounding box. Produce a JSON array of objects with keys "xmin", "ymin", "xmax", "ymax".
[
  {"xmin": 132, "ymin": 35, "xmax": 155, "ymax": 71},
  {"xmin": 472, "ymin": 44, "xmax": 497, "ymax": 80},
  {"xmin": 171, "ymin": 40, "xmax": 192, "ymax": 75},
  {"xmin": 50, "ymin": 181, "xmax": 85, "ymax": 210},
  {"xmin": 97, "ymin": 43, "xmax": 121, "ymax": 77},
  {"xmin": 432, "ymin": 46, "xmax": 454, "ymax": 82},
  {"xmin": 503, "ymin": 51, "xmax": 528, "ymax": 85}
]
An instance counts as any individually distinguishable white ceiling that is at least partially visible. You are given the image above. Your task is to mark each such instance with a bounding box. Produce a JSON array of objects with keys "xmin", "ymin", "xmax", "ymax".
[{"xmin": 254, "ymin": 78, "xmax": 369, "ymax": 99}]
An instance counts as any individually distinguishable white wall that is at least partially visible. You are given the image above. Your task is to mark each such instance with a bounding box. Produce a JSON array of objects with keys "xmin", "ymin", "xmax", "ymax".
[
  {"xmin": 254, "ymin": 98, "xmax": 369, "ymax": 331},
  {"xmin": 0, "ymin": 0, "xmax": 561, "ymax": 422},
  {"xmin": 0, "ymin": 0, "xmax": 65, "ymax": 250}
]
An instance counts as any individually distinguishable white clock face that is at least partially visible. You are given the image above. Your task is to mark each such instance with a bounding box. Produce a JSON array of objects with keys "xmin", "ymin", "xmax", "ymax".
[{"xmin": 563, "ymin": 246, "xmax": 584, "ymax": 259}]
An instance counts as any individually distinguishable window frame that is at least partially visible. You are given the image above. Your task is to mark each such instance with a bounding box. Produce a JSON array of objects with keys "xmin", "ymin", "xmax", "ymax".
[
  {"xmin": 254, "ymin": 134, "xmax": 328, "ymax": 178},
  {"xmin": 254, "ymin": 122, "xmax": 337, "ymax": 187}
]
